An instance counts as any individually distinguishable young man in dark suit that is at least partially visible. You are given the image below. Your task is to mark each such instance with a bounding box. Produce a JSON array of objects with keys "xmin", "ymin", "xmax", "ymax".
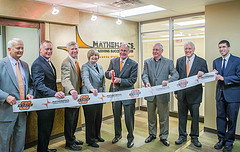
[{"xmin": 213, "ymin": 40, "xmax": 240, "ymax": 152}]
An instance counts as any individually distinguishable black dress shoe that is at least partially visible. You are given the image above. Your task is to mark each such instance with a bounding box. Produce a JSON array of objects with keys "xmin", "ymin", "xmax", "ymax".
[
  {"xmin": 66, "ymin": 143, "xmax": 82, "ymax": 151},
  {"xmin": 88, "ymin": 142, "xmax": 99, "ymax": 148},
  {"xmin": 47, "ymin": 149, "xmax": 57, "ymax": 152},
  {"xmin": 223, "ymin": 145, "xmax": 233, "ymax": 152},
  {"xmin": 160, "ymin": 139, "xmax": 170, "ymax": 147},
  {"xmin": 127, "ymin": 141, "xmax": 134, "ymax": 148},
  {"xmin": 145, "ymin": 135, "xmax": 156, "ymax": 143},
  {"xmin": 74, "ymin": 140, "xmax": 84, "ymax": 145},
  {"xmin": 191, "ymin": 138, "xmax": 202, "ymax": 147},
  {"xmin": 97, "ymin": 137, "xmax": 105, "ymax": 142},
  {"xmin": 112, "ymin": 135, "xmax": 122, "ymax": 144},
  {"xmin": 214, "ymin": 140, "xmax": 224, "ymax": 150},
  {"xmin": 175, "ymin": 136, "xmax": 187, "ymax": 145}
]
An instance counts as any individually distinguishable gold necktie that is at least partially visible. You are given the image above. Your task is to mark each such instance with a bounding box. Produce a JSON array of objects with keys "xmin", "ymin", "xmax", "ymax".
[
  {"xmin": 75, "ymin": 60, "xmax": 82, "ymax": 88},
  {"xmin": 16, "ymin": 61, "xmax": 25, "ymax": 100},
  {"xmin": 120, "ymin": 60, "xmax": 123, "ymax": 72},
  {"xmin": 186, "ymin": 58, "xmax": 190, "ymax": 77}
]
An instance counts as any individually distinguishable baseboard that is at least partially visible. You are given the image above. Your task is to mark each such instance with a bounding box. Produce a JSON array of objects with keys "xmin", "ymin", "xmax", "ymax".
[
  {"xmin": 204, "ymin": 127, "xmax": 240, "ymax": 140},
  {"xmin": 140, "ymin": 106, "xmax": 204, "ymax": 123}
]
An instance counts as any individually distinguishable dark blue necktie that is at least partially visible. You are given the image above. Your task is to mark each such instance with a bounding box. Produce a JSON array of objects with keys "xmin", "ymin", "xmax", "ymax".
[{"xmin": 222, "ymin": 59, "xmax": 226, "ymax": 76}]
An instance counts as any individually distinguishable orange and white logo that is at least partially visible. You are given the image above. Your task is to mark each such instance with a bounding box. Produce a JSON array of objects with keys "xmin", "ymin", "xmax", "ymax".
[
  {"xmin": 177, "ymin": 80, "xmax": 188, "ymax": 88},
  {"xmin": 18, "ymin": 101, "xmax": 33, "ymax": 110},
  {"xmin": 129, "ymin": 90, "xmax": 141, "ymax": 98},
  {"xmin": 78, "ymin": 95, "xmax": 90, "ymax": 104}
]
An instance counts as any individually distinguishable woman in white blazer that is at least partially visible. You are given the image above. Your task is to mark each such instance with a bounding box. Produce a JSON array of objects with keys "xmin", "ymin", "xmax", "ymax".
[{"xmin": 81, "ymin": 49, "xmax": 105, "ymax": 148}]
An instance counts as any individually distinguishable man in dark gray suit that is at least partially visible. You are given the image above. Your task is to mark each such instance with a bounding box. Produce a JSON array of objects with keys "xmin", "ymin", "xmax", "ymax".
[
  {"xmin": 105, "ymin": 43, "xmax": 138, "ymax": 148},
  {"xmin": 175, "ymin": 41, "xmax": 208, "ymax": 147},
  {"xmin": 32, "ymin": 40, "xmax": 65, "ymax": 152},
  {"xmin": 142, "ymin": 43, "xmax": 179, "ymax": 146},
  {"xmin": 0, "ymin": 38, "xmax": 33, "ymax": 152}
]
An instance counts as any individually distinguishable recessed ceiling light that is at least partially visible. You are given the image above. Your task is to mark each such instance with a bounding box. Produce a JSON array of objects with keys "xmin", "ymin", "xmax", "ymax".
[{"xmin": 110, "ymin": 5, "xmax": 166, "ymax": 18}]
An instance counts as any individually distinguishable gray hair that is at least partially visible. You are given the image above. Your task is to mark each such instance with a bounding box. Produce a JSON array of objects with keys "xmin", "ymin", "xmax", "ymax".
[
  {"xmin": 153, "ymin": 43, "xmax": 163, "ymax": 50},
  {"xmin": 66, "ymin": 41, "xmax": 78, "ymax": 51},
  {"xmin": 40, "ymin": 40, "xmax": 52, "ymax": 49},
  {"xmin": 120, "ymin": 43, "xmax": 130, "ymax": 50},
  {"xmin": 184, "ymin": 41, "xmax": 195, "ymax": 49},
  {"xmin": 8, "ymin": 38, "xmax": 23, "ymax": 49}
]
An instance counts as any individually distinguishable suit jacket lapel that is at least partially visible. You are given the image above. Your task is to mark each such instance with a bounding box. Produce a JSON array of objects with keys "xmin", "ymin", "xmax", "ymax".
[
  {"xmin": 88, "ymin": 61, "xmax": 101, "ymax": 77},
  {"xmin": 217, "ymin": 58, "xmax": 223, "ymax": 75},
  {"xmin": 189, "ymin": 55, "xmax": 199, "ymax": 76},
  {"xmin": 156, "ymin": 57, "xmax": 166, "ymax": 78},
  {"xmin": 39, "ymin": 56, "xmax": 55, "ymax": 76},
  {"xmin": 224, "ymin": 54, "xmax": 234, "ymax": 76},
  {"xmin": 119, "ymin": 58, "xmax": 130, "ymax": 77},
  {"xmin": 150, "ymin": 58, "xmax": 157, "ymax": 77},
  {"xmin": 68, "ymin": 57, "xmax": 79, "ymax": 77},
  {"xmin": 181, "ymin": 56, "xmax": 187, "ymax": 78},
  {"xmin": 4, "ymin": 57, "xmax": 19, "ymax": 90}
]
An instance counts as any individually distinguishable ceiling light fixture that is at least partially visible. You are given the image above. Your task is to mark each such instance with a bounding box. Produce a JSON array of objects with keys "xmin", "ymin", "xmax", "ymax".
[
  {"xmin": 116, "ymin": 18, "xmax": 122, "ymax": 25},
  {"xmin": 110, "ymin": 5, "xmax": 166, "ymax": 18},
  {"xmin": 52, "ymin": 6, "xmax": 59, "ymax": 15},
  {"xmin": 91, "ymin": 14, "xmax": 97, "ymax": 21}
]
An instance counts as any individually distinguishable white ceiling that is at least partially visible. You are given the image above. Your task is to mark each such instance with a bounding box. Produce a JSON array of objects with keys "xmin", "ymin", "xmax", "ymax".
[{"xmin": 33, "ymin": 0, "xmax": 234, "ymax": 22}]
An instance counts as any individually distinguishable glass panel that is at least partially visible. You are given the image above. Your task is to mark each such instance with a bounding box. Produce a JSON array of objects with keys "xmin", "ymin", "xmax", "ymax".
[
  {"xmin": 5, "ymin": 26, "xmax": 39, "ymax": 66},
  {"xmin": 173, "ymin": 15, "xmax": 205, "ymax": 29},
  {"xmin": 141, "ymin": 20, "xmax": 169, "ymax": 33}
]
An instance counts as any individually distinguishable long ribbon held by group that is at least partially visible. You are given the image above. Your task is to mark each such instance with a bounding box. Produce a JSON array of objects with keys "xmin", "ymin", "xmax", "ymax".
[{"xmin": 13, "ymin": 72, "xmax": 216, "ymax": 112}]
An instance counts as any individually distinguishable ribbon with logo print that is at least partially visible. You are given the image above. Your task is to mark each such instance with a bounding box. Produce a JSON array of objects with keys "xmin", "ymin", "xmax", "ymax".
[{"xmin": 13, "ymin": 72, "xmax": 216, "ymax": 112}]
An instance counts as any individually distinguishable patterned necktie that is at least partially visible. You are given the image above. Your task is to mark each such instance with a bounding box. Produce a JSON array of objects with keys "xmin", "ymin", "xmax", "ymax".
[
  {"xmin": 222, "ymin": 59, "xmax": 226, "ymax": 76},
  {"xmin": 75, "ymin": 60, "xmax": 82, "ymax": 88},
  {"xmin": 120, "ymin": 60, "xmax": 123, "ymax": 72},
  {"xmin": 186, "ymin": 58, "xmax": 190, "ymax": 77},
  {"xmin": 16, "ymin": 61, "xmax": 25, "ymax": 100}
]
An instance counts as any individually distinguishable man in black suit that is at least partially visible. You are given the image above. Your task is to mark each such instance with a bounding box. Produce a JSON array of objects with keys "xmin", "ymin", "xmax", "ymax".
[
  {"xmin": 31, "ymin": 40, "xmax": 65, "ymax": 152},
  {"xmin": 105, "ymin": 43, "xmax": 138, "ymax": 148},
  {"xmin": 175, "ymin": 41, "xmax": 208, "ymax": 147},
  {"xmin": 213, "ymin": 40, "xmax": 240, "ymax": 152}
]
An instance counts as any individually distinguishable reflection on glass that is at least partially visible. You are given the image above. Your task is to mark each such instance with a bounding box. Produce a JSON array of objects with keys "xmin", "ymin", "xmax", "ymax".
[{"xmin": 141, "ymin": 20, "xmax": 169, "ymax": 33}]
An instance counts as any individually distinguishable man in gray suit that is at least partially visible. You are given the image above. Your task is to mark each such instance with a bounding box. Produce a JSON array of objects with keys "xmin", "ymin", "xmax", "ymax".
[
  {"xmin": 175, "ymin": 41, "xmax": 208, "ymax": 147},
  {"xmin": 0, "ymin": 38, "xmax": 33, "ymax": 152},
  {"xmin": 105, "ymin": 43, "xmax": 138, "ymax": 148},
  {"xmin": 142, "ymin": 43, "xmax": 179, "ymax": 146}
]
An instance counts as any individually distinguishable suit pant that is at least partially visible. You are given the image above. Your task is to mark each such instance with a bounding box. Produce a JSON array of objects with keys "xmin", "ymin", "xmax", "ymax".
[
  {"xmin": 216, "ymin": 93, "xmax": 240, "ymax": 146},
  {"xmin": 0, "ymin": 112, "xmax": 26, "ymax": 152},
  {"xmin": 64, "ymin": 107, "xmax": 80, "ymax": 145},
  {"xmin": 178, "ymin": 99, "xmax": 200, "ymax": 138},
  {"xmin": 83, "ymin": 103, "xmax": 103, "ymax": 145},
  {"xmin": 147, "ymin": 97, "xmax": 169, "ymax": 139},
  {"xmin": 37, "ymin": 109, "xmax": 55, "ymax": 152},
  {"xmin": 112, "ymin": 101, "xmax": 135, "ymax": 143}
]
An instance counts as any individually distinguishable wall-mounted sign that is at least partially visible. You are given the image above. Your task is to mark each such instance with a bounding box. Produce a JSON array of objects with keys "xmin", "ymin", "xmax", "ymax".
[{"xmin": 57, "ymin": 27, "xmax": 135, "ymax": 54}]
